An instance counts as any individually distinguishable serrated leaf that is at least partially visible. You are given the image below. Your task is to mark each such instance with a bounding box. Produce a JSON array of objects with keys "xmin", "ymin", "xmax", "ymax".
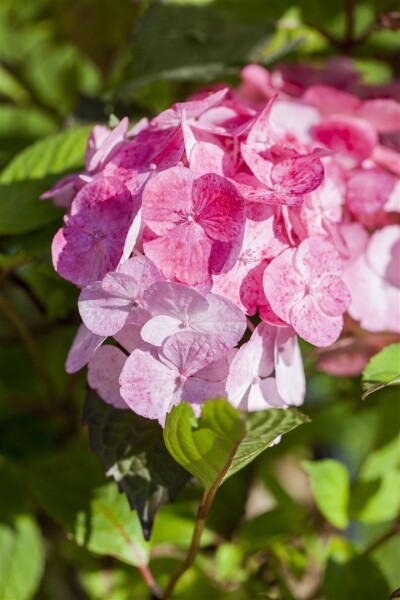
[
  {"xmin": 0, "ymin": 125, "xmax": 91, "ymax": 184},
  {"xmin": 83, "ymin": 391, "xmax": 191, "ymax": 540},
  {"xmin": 164, "ymin": 398, "xmax": 309, "ymax": 491},
  {"xmin": 0, "ymin": 515, "xmax": 44, "ymax": 600},
  {"xmin": 302, "ymin": 459, "xmax": 350, "ymax": 530},
  {"xmin": 362, "ymin": 344, "xmax": 400, "ymax": 399}
]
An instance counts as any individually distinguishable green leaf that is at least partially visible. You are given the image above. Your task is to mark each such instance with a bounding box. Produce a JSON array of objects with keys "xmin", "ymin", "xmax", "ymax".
[
  {"xmin": 125, "ymin": 3, "xmax": 275, "ymax": 90},
  {"xmin": 0, "ymin": 125, "xmax": 91, "ymax": 184},
  {"xmin": 362, "ymin": 344, "xmax": 400, "ymax": 399},
  {"xmin": 30, "ymin": 443, "xmax": 150, "ymax": 567},
  {"xmin": 0, "ymin": 178, "xmax": 62, "ymax": 235},
  {"xmin": 164, "ymin": 398, "xmax": 309, "ymax": 491},
  {"xmin": 0, "ymin": 515, "xmax": 44, "ymax": 600},
  {"xmin": 323, "ymin": 546, "xmax": 390, "ymax": 600},
  {"xmin": 350, "ymin": 470, "xmax": 400, "ymax": 524},
  {"xmin": 302, "ymin": 459, "xmax": 350, "ymax": 530},
  {"xmin": 83, "ymin": 391, "xmax": 191, "ymax": 540}
]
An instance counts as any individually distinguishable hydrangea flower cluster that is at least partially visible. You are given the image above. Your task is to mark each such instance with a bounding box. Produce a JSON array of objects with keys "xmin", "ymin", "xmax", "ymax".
[{"xmin": 46, "ymin": 61, "xmax": 400, "ymax": 425}]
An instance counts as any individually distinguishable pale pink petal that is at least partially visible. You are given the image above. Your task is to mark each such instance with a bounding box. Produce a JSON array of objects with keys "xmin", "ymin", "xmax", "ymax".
[
  {"xmin": 294, "ymin": 236, "xmax": 342, "ymax": 284},
  {"xmin": 289, "ymin": 295, "xmax": 344, "ymax": 347},
  {"xmin": 195, "ymin": 355, "xmax": 229, "ymax": 382},
  {"xmin": 190, "ymin": 293, "xmax": 246, "ymax": 347},
  {"xmin": 141, "ymin": 315, "xmax": 183, "ymax": 346},
  {"xmin": 79, "ymin": 281, "xmax": 133, "ymax": 336},
  {"xmin": 366, "ymin": 225, "xmax": 400, "ymax": 288},
  {"xmin": 86, "ymin": 118, "xmax": 129, "ymax": 173},
  {"xmin": 65, "ymin": 324, "xmax": 105, "ymax": 374},
  {"xmin": 241, "ymin": 143, "xmax": 272, "ymax": 187},
  {"xmin": 142, "ymin": 166, "xmax": 195, "ymax": 236},
  {"xmin": 302, "ymin": 85, "xmax": 360, "ymax": 116},
  {"xmin": 274, "ymin": 328, "xmax": 305, "ymax": 406},
  {"xmin": 143, "ymin": 281, "xmax": 208, "ymax": 320},
  {"xmin": 160, "ymin": 332, "xmax": 227, "ymax": 377},
  {"xmin": 246, "ymin": 96, "xmax": 276, "ymax": 150},
  {"xmin": 372, "ymin": 144, "xmax": 400, "ymax": 176},
  {"xmin": 247, "ymin": 378, "xmax": 284, "ymax": 411},
  {"xmin": 119, "ymin": 347, "xmax": 179, "ymax": 423},
  {"xmin": 313, "ymin": 275, "xmax": 351, "ymax": 317},
  {"xmin": 144, "ymin": 223, "xmax": 213, "ymax": 285},
  {"xmin": 88, "ymin": 346, "xmax": 129, "ymax": 409},
  {"xmin": 182, "ymin": 379, "xmax": 227, "ymax": 406},
  {"xmin": 358, "ymin": 99, "xmax": 400, "ymax": 133},
  {"xmin": 193, "ymin": 173, "xmax": 244, "ymax": 241},
  {"xmin": 263, "ymin": 249, "xmax": 305, "ymax": 323},
  {"xmin": 114, "ymin": 324, "xmax": 144, "ymax": 353},
  {"xmin": 121, "ymin": 208, "xmax": 142, "ymax": 261},
  {"xmin": 118, "ymin": 255, "xmax": 163, "ymax": 295}
]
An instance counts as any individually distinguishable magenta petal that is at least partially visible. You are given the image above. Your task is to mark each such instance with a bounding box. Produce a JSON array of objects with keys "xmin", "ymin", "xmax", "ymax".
[
  {"xmin": 271, "ymin": 155, "xmax": 324, "ymax": 196},
  {"xmin": 88, "ymin": 346, "xmax": 129, "ymax": 409},
  {"xmin": 142, "ymin": 166, "xmax": 195, "ymax": 236},
  {"xmin": 193, "ymin": 173, "xmax": 244, "ymax": 242},
  {"xmin": 52, "ymin": 177, "xmax": 133, "ymax": 287},
  {"xmin": 144, "ymin": 223, "xmax": 213, "ymax": 285},
  {"xmin": 312, "ymin": 116, "xmax": 377, "ymax": 168},
  {"xmin": 119, "ymin": 347, "xmax": 179, "ymax": 423},
  {"xmin": 290, "ymin": 295, "xmax": 343, "ymax": 347},
  {"xmin": 65, "ymin": 324, "xmax": 105, "ymax": 374}
]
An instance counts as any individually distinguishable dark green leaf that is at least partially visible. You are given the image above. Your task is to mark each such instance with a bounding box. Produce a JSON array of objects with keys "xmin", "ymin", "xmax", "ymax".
[
  {"xmin": 83, "ymin": 391, "xmax": 191, "ymax": 540},
  {"xmin": 125, "ymin": 4, "xmax": 275, "ymax": 89},
  {"xmin": 30, "ymin": 443, "xmax": 150, "ymax": 566},
  {"xmin": 164, "ymin": 398, "xmax": 309, "ymax": 491}
]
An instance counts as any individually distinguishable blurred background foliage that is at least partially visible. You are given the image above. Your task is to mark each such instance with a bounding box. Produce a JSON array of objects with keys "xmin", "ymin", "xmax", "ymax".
[{"xmin": 0, "ymin": 0, "xmax": 399, "ymax": 598}]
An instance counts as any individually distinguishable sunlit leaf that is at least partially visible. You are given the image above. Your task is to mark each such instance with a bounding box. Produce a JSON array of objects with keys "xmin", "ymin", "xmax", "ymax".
[{"xmin": 164, "ymin": 398, "xmax": 309, "ymax": 491}]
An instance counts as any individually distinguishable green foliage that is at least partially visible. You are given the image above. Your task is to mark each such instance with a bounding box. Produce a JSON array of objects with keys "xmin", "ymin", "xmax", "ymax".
[
  {"xmin": 0, "ymin": 516, "xmax": 44, "ymax": 600},
  {"xmin": 362, "ymin": 343, "xmax": 400, "ymax": 399},
  {"xmin": 84, "ymin": 390, "xmax": 191, "ymax": 540},
  {"xmin": 302, "ymin": 459, "xmax": 350, "ymax": 530},
  {"xmin": 0, "ymin": 0, "xmax": 398, "ymax": 598},
  {"xmin": 164, "ymin": 398, "xmax": 309, "ymax": 490}
]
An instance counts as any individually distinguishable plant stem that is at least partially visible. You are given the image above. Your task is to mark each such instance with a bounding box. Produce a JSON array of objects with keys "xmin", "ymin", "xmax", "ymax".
[
  {"xmin": 138, "ymin": 564, "xmax": 163, "ymax": 599},
  {"xmin": 162, "ymin": 437, "xmax": 243, "ymax": 599}
]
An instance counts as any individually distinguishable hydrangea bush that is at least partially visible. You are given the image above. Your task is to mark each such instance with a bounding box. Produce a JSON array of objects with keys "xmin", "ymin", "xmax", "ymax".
[{"xmin": 45, "ymin": 63, "xmax": 399, "ymax": 427}]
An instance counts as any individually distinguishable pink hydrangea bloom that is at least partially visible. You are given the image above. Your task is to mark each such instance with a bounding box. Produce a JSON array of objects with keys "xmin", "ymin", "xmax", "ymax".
[
  {"xmin": 226, "ymin": 323, "xmax": 305, "ymax": 411},
  {"xmin": 78, "ymin": 255, "xmax": 162, "ymax": 336},
  {"xmin": 52, "ymin": 177, "xmax": 135, "ymax": 287},
  {"xmin": 119, "ymin": 332, "xmax": 229, "ymax": 425},
  {"xmin": 263, "ymin": 236, "xmax": 351, "ymax": 347},
  {"xmin": 142, "ymin": 166, "xmax": 244, "ymax": 285},
  {"xmin": 141, "ymin": 281, "xmax": 246, "ymax": 347},
  {"xmin": 342, "ymin": 225, "xmax": 400, "ymax": 333}
]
